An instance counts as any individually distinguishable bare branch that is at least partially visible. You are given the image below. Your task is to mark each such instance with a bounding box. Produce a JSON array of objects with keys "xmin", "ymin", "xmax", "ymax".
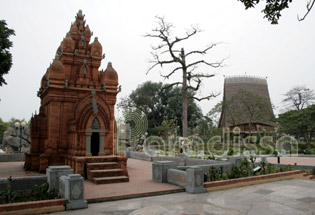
[
  {"xmin": 161, "ymin": 66, "xmax": 182, "ymax": 79},
  {"xmin": 189, "ymin": 93, "xmax": 219, "ymax": 101},
  {"xmin": 187, "ymin": 78, "xmax": 202, "ymax": 91},
  {"xmin": 185, "ymin": 43, "xmax": 220, "ymax": 57},
  {"xmin": 162, "ymin": 82, "xmax": 182, "ymax": 90},
  {"xmin": 151, "ymin": 43, "xmax": 168, "ymax": 51},
  {"xmin": 298, "ymin": 0, "xmax": 315, "ymax": 21},
  {"xmin": 190, "ymin": 73, "xmax": 215, "ymax": 78},
  {"xmin": 187, "ymin": 66, "xmax": 197, "ymax": 74},
  {"xmin": 161, "ymin": 49, "xmax": 181, "ymax": 54},
  {"xmin": 146, "ymin": 52, "xmax": 177, "ymax": 74},
  {"xmin": 186, "ymin": 58, "xmax": 225, "ymax": 69},
  {"xmin": 170, "ymin": 27, "xmax": 199, "ymax": 47}
]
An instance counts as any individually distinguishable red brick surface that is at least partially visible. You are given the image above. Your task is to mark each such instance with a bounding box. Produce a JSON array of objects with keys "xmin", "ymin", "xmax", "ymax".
[{"xmin": 0, "ymin": 199, "xmax": 66, "ymax": 212}]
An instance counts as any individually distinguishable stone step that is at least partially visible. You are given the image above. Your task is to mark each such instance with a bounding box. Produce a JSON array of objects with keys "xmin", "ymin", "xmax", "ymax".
[
  {"xmin": 86, "ymin": 162, "xmax": 120, "ymax": 170},
  {"xmin": 91, "ymin": 176, "xmax": 129, "ymax": 184},
  {"xmin": 88, "ymin": 169, "xmax": 124, "ymax": 178},
  {"xmin": 84, "ymin": 156, "xmax": 118, "ymax": 163}
]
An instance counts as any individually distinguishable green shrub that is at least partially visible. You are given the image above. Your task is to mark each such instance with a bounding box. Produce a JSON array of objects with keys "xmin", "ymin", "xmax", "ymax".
[{"xmin": 0, "ymin": 177, "xmax": 59, "ymax": 204}]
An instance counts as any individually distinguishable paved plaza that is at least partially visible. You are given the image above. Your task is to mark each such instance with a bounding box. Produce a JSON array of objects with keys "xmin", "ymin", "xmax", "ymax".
[
  {"xmin": 49, "ymin": 179, "xmax": 315, "ymax": 215},
  {"xmin": 1, "ymin": 156, "xmax": 315, "ymax": 214}
]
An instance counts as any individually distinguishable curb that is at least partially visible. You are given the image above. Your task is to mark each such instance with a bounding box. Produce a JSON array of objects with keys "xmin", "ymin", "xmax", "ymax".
[{"xmin": 86, "ymin": 188, "xmax": 185, "ymax": 203}]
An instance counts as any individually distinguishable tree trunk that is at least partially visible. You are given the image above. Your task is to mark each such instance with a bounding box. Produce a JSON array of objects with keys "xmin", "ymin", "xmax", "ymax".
[{"xmin": 181, "ymin": 48, "xmax": 188, "ymax": 137}]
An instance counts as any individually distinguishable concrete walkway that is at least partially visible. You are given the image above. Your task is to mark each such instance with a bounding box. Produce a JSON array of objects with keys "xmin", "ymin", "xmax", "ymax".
[{"xmin": 49, "ymin": 179, "xmax": 315, "ymax": 215}]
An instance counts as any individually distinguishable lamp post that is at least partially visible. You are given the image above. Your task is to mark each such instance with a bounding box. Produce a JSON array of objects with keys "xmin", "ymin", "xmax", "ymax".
[{"xmin": 14, "ymin": 121, "xmax": 26, "ymax": 153}]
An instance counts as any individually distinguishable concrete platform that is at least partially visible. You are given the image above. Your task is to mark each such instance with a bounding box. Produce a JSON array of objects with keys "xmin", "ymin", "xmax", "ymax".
[
  {"xmin": 49, "ymin": 179, "xmax": 315, "ymax": 215},
  {"xmin": 0, "ymin": 158, "xmax": 184, "ymax": 202}
]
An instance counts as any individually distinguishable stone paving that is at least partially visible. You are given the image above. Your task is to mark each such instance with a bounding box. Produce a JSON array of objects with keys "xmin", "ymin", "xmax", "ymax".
[
  {"xmin": 49, "ymin": 179, "xmax": 315, "ymax": 215},
  {"xmin": 1, "ymin": 157, "xmax": 315, "ymax": 214}
]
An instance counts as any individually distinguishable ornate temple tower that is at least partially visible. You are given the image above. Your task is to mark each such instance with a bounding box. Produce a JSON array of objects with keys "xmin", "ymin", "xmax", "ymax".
[{"xmin": 25, "ymin": 10, "xmax": 120, "ymax": 173}]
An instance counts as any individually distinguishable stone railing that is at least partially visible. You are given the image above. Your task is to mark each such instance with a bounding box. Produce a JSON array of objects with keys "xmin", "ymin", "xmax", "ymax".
[{"xmin": 152, "ymin": 161, "xmax": 206, "ymax": 193}]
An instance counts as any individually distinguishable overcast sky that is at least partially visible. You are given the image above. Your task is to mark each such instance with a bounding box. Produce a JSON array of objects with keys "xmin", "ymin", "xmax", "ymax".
[{"xmin": 0, "ymin": 0, "xmax": 314, "ymax": 122}]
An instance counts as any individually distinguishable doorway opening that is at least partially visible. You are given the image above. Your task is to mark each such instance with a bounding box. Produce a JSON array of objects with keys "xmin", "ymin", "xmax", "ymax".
[{"xmin": 91, "ymin": 132, "xmax": 100, "ymax": 156}]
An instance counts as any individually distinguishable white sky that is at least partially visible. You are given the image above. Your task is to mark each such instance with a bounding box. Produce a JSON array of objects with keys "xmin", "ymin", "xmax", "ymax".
[{"xmin": 0, "ymin": 0, "xmax": 314, "ymax": 122}]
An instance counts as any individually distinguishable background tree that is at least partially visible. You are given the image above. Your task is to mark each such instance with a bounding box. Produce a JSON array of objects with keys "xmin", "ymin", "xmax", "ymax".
[
  {"xmin": 0, "ymin": 20, "xmax": 15, "ymax": 86},
  {"xmin": 0, "ymin": 118, "xmax": 10, "ymax": 144},
  {"xmin": 238, "ymin": 0, "xmax": 314, "ymax": 24},
  {"xmin": 118, "ymin": 81, "xmax": 204, "ymax": 137},
  {"xmin": 223, "ymin": 89, "xmax": 274, "ymax": 135},
  {"xmin": 145, "ymin": 17, "xmax": 223, "ymax": 137},
  {"xmin": 277, "ymin": 105, "xmax": 315, "ymax": 149},
  {"xmin": 193, "ymin": 115, "xmax": 221, "ymax": 141},
  {"xmin": 207, "ymin": 101, "xmax": 222, "ymax": 126},
  {"xmin": 282, "ymin": 86, "xmax": 315, "ymax": 111}
]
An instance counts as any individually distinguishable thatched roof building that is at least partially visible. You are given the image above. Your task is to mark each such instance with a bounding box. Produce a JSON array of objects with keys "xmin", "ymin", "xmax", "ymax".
[{"xmin": 219, "ymin": 76, "xmax": 276, "ymax": 133}]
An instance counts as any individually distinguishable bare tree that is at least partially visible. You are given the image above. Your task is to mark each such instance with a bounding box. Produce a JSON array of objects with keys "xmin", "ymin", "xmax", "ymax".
[
  {"xmin": 298, "ymin": 0, "xmax": 315, "ymax": 21},
  {"xmin": 282, "ymin": 86, "xmax": 315, "ymax": 111},
  {"xmin": 145, "ymin": 17, "xmax": 224, "ymax": 137}
]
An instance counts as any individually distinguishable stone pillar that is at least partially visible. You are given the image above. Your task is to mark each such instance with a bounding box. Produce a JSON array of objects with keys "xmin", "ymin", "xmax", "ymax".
[
  {"xmin": 46, "ymin": 165, "xmax": 74, "ymax": 192},
  {"xmin": 126, "ymin": 147, "xmax": 131, "ymax": 158},
  {"xmin": 185, "ymin": 167, "xmax": 206, "ymax": 193},
  {"xmin": 179, "ymin": 153, "xmax": 188, "ymax": 166},
  {"xmin": 59, "ymin": 174, "xmax": 88, "ymax": 210},
  {"xmin": 85, "ymin": 132, "xmax": 92, "ymax": 156},
  {"xmin": 98, "ymin": 131, "xmax": 105, "ymax": 156},
  {"xmin": 152, "ymin": 161, "xmax": 177, "ymax": 183}
]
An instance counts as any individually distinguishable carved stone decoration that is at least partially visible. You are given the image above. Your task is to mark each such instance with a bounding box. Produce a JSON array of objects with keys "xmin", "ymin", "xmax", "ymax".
[
  {"xmin": 92, "ymin": 117, "xmax": 100, "ymax": 129},
  {"xmin": 82, "ymin": 66, "xmax": 87, "ymax": 74},
  {"xmin": 92, "ymin": 99, "xmax": 98, "ymax": 113}
]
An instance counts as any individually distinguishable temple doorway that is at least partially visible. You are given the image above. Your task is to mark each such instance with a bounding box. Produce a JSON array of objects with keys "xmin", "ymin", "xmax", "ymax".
[{"xmin": 91, "ymin": 132, "xmax": 100, "ymax": 156}]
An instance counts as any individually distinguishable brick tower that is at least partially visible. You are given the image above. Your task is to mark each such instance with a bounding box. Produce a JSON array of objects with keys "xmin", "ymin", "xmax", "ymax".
[{"xmin": 25, "ymin": 10, "xmax": 127, "ymax": 181}]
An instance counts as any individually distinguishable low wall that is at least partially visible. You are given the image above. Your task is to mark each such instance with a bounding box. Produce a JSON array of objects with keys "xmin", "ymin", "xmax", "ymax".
[
  {"xmin": 193, "ymin": 162, "xmax": 233, "ymax": 175},
  {"xmin": 204, "ymin": 170, "xmax": 303, "ymax": 192},
  {"xmin": 0, "ymin": 198, "xmax": 66, "ymax": 215},
  {"xmin": 130, "ymin": 152, "xmax": 226, "ymax": 166},
  {"xmin": 167, "ymin": 169, "xmax": 187, "ymax": 187},
  {"xmin": 129, "ymin": 151, "xmax": 152, "ymax": 161},
  {"xmin": 0, "ymin": 154, "xmax": 25, "ymax": 162},
  {"xmin": 274, "ymin": 163, "xmax": 315, "ymax": 170},
  {"xmin": 0, "ymin": 176, "xmax": 47, "ymax": 193}
]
